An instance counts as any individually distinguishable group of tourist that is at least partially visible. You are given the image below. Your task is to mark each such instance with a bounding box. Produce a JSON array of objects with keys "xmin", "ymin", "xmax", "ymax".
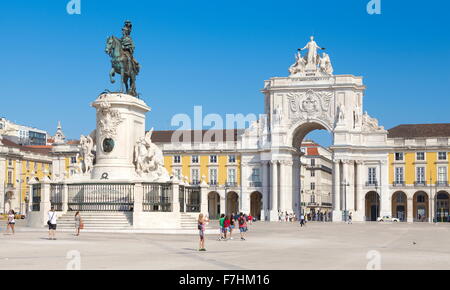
[
  {"xmin": 279, "ymin": 211, "xmax": 297, "ymax": 222},
  {"xmin": 197, "ymin": 212, "xmax": 252, "ymax": 251},
  {"xmin": 46, "ymin": 207, "xmax": 84, "ymax": 240}
]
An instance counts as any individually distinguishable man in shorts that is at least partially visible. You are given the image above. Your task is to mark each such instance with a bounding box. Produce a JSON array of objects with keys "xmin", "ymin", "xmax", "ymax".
[
  {"xmin": 218, "ymin": 214, "xmax": 225, "ymax": 240},
  {"xmin": 238, "ymin": 213, "xmax": 248, "ymax": 241}
]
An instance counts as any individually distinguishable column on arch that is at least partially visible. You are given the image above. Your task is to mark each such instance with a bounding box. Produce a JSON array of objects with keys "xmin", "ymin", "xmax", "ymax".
[
  {"xmin": 355, "ymin": 160, "xmax": 365, "ymax": 215},
  {"xmin": 270, "ymin": 160, "xmax": 279, "ymax": 221},
  {"xmin": 332, "ymin": 159, "xmax": 342, "ymax": 221},
  {"xmin": 261, "ymin": 161, "xmax": 270, "ymax": 221},
  {"xmin": 279, "ymin": 160, "xmax": 293, "ymax": 213},
  {"xmin": 292, "ymin": 155, "xmax": 301, "ymax": 217}
]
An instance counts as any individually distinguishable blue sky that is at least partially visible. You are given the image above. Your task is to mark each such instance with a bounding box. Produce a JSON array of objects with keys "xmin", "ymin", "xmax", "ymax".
[{"xmin": 1, "ymin": 0, "xmax": 449, "ymax": 146}]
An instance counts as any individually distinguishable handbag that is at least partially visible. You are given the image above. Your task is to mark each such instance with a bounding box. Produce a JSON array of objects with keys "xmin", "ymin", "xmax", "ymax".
[
  {"xmin": 79, "ymin": 219, "xmax": 84, "ymax": 230},
  {"xmin": 47, "ymin": 212, "xmax": 55, "ymax": 226}
]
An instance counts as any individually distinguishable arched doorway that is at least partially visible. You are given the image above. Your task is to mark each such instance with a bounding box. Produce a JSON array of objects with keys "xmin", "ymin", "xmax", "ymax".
[
  {"xmin": 436, "ymin": 191, "xmax": 449, "ymax": 223},
  {"xmin": 290, "ymin": 121, "xmax": 334, "ymax": 219},
  {"xmin": 365, "ymin": 191, "xmax": 380, "ymax": 221},
  {"xmin": 250, "ymin": 191, "xmax": 262, "ymax": 220},
  {"xmin": 392, "ymin": 191, "xmax": 407, "ymax": 222},
  {"xmin": 208, "ymin": 191, "xmax": 220, "ymax": 219},
  {"xmin": 226, "ymin": 191, "xmax": 239, "ymax": 215},
  {"xmin": 413, "ymin": 191, "xmax": 429, "ymax": 222}
]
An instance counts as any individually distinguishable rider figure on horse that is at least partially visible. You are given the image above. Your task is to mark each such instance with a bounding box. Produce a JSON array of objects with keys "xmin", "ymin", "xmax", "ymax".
[{"xmin": 121, "ymin": 20, "xmax": 140, "ymax": 75}]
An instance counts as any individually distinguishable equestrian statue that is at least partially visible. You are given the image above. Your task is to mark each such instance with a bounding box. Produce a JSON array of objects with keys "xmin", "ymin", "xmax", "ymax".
[{"xmin": 105, "ymin": 21, "xmax": 141, "ymax": 97}]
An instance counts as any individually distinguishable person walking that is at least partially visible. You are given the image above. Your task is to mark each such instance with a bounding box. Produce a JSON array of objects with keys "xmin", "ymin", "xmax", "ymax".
[
  {"xmin": 229, "ymin": 215, "xmax": 235, "ymax": 240},
  {"xmin": 198, "ymin": 213, "xmax": 209, "ymax": 251},
  {"xmin": 223, "ymin": 215, "xmax": 231, "ymax": 240},
  {"xmin": 48, "ymin": 206, "xmax": 57, "ymax": 240},
  {"xmin": 6, "ymin": 210, "xmax": 16, "ymax": 235},
  {"xmin": 300, "ymin": 213, "xmax": 306, "ymax": 227},
  {"xmin": 238, "ymin": 213, "xmax": 248, "ymax": 241},
  {"xmin": 218, "ymin": 214, "xmax": 225, "ymax": 241},
  {"xmin": 348, "ymin": 212, "xmax": 353, "ymax": 224},
  {"xmin": 74, "ymin": 212, "xmax": 83, "ymax": 236}
]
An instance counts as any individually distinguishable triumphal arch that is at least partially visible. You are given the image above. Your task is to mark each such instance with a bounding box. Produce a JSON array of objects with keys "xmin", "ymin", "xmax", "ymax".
[{"xmin": 252, "ymin": 37, "xmax": 389, "ymax": 222}]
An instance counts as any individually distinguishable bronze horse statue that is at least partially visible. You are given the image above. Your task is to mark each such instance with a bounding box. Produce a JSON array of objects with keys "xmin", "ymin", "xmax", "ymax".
[{"xmin": 105, "ymin": 36, "xmax": 140, "ymax": 97}]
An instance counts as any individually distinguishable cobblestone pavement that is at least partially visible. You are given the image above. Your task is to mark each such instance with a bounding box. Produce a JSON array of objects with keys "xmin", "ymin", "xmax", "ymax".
[{"xmin": 0, "ymin": 221, "xmax": 449, "ymax": 270}]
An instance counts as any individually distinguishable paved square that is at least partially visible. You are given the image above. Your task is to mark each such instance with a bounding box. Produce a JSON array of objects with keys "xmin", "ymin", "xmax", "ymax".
[{"xmin": 1, "ymin": 221, "xmax": 449, "ymax": 270}]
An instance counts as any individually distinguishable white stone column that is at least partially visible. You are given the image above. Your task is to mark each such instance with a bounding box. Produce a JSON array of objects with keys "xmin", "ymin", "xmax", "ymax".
[
  {"xmin": 279, "ymin": 161, "xmax": 286, "ymax": 212},
  {"xmin": 40, "ymin": 181, "xmax": 51, "ymax": 227},
  {"xmin": 342, "ymin": 160, "xmax": 349, "ymax": 217},
  {"xmin": 380, "ymin": 160, "xmax": 390, "ymax": 217},
  {"xmin": 62, "ymin": 184, "xmax": 69, "ymax": 213},
  {"xmin": 172, "ymin": 180, "xmax": 180, "ymax": 213},
  {"xmin": 270, "ymin": 160, "xmax": 279, "ymax": 221},
  {"xmin": 133, "ymin": 183, "xmax": 143, "ymax": 228},
  {"xmin": 220, "ymin": 190, "xmax": 226, "ymax": 215},
  {"xmin": 332, "ymin": 160, "xmax": 342, "ymax": 221},
  {"xmin": 429, "ymin": 192, "xmax": 434, "ymax": 223},
  {"xmin": 293, "ymin": 156, "xmax": 301, "ymax": 217},
  {"xmin": 262, "ymin": 161, "xmax": 270, "ymax": 221},
  {"xmin": 281, "ymin": 160, "xmax": 293, "ymax": 213},
  {"xmin": 0, "ymin": 157, "xmax": 6, "ymax": 214},
  {"xmin": 200, "ymin": 183, "xmax": 209, "ymax": 215},
  {"xmin": 407, "ymin": 197, "xmax": 413, "ymax": 223},
  {"xmin": 355, "ymin": 161, "xmax": 365, "ymax": 221},
  {"xmin": 347, "ymin": 161, "xmax": 355, "ymax": 212}
]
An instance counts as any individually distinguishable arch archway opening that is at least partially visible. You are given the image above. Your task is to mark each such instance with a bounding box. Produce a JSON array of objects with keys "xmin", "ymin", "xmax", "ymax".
[
  {"xmin": 208, "ymin": 191, "xmax": 220, "ymax": 219},
  {"xmin": 226, "ymin": 191, "xmax": 239, "ymax": 216},
  {"xmin": 436, "ymin": 191, "xmax": 449, "ymax": 223},
  {"xmin": 365, "ymin": 191, "xmax": 380, "ymax": 221},
  {"xmin": 250, "ymin": 191, "xmax": 262, "ymax": 220},
  {"xmin": 413, "ymin": 191, "xmax": 429, "ymax": 222},
  {"xmin": 291, "ymin": 122, "xmax": 334, "ymax": 219},
  {"xmin": 392, "ymin": 191, "xmax": 407, "ymax": 222}
]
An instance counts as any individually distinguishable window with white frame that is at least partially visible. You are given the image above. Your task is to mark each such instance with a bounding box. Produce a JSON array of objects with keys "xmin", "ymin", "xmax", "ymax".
[
  {"xmin": 311, "ymin": 170, "xmax": 315, "ymax": 177},
  {"xmin": 438, "ymin": 167, "xmax": 447, "ymax": 183},
  {"xmin": 416, "ymin": 167, "xmax": 425, "ymax": 183},
  {"xmin": 228, "ymin": 155, "xmax": 236, "ymax": 163},
  {"xmin": 251, "ymin": 168, "xmax": 261, "ymax": 182},
  {"xmin": 210, "ymin": 155, "xmax": 218, "ymax": 163},
  {"xmin": 191, "ymin": 169, "xmax": 200, "ymax": 185},
  {"xmin": 438, "ymin": 152, "xmax": 447, "ymax": 161},
  {"xmin": 173, "ymin": 155, "xmax": 181, "ymax": 164},
  {"xmin": 395, "ymin": 167, "xmax": 404, "ymax": 184},
  {"xmin": 191, "ymin": 155, "xmax": 199, "ymax": 164},
  {"xmin": 368, "ymin": 167, "xmax": 377, "ymax": 185},
  {"xmin": 209, "ymin": 168, "xmax": 218, "ymax": 185},
  {"xmin": 395, "ymin": 152, "xmax": 404, "ymax": 161},
  {"xmin": 416, "ymin": 152, "xmax": 425, "ymax": 161},
  {"xmin": 310, "ymin": 159, "xmax": 316, "ymax": 166},
  {"xmin": 228, "ymin": 168, "xmax": 236, "ymax": 184},
  {"xmin": 71, "ymin": 156, "xmax": 77, "ymax": 164},
  {"xmin": 8, "ymin": 159, "xmax": 12, "ymax": 166},
  {"xmin": 310, "ymin": 182, "xmax": 316, "ymax": 191}
]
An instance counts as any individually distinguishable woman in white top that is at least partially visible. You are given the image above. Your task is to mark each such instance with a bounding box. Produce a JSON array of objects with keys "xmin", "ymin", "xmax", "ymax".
[
  {"xmin": 6, "ymin": 210, "xmax": 16, "ymax": 235},
  {"xmin": 48, "ymin": 207, "xmax": 58, "ymax": 240}
]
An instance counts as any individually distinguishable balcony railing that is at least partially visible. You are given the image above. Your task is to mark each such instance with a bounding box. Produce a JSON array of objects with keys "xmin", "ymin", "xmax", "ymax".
[
  {"xmin": 414, "ymin": 181, "xmax": 427, "ymax": 186},
  {"xmin": 6, "ymin": 183, "xmax": 15, "ymax": 189},
  {"xmin": 365, "ymin": 181, "xmax": 378, "ymax": 187},
  {"xmin": 393, "ymin": 181, "xmax": 405, "ymax": 187},
  {"xmin": 436, "ymin": 181, "xmax": 449, "ymax": 187},
  {"xmin": 225, "ymin": 182, "xmax": 238, "ymax": 188},
  {"xmin": 249, "ymin": 181, "xmax": 262, "ymax": 187}
]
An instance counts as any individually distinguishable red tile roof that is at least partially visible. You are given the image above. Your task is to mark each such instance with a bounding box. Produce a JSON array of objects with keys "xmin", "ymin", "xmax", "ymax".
[{"xmin": 1, "ymin": 138, "xmax": 52, "ymax": 155}]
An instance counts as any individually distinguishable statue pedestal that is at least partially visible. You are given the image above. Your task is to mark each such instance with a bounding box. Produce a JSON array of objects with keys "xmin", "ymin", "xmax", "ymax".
[{"xmin": 91, "ymin": 93, "xmax": 151, "ymax": 181}]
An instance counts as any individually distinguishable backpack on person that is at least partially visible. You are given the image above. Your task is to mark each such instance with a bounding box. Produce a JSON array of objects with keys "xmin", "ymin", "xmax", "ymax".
[{"xmin": 239, "ymin": 217, "xmax": 245, "ymax": 226}]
